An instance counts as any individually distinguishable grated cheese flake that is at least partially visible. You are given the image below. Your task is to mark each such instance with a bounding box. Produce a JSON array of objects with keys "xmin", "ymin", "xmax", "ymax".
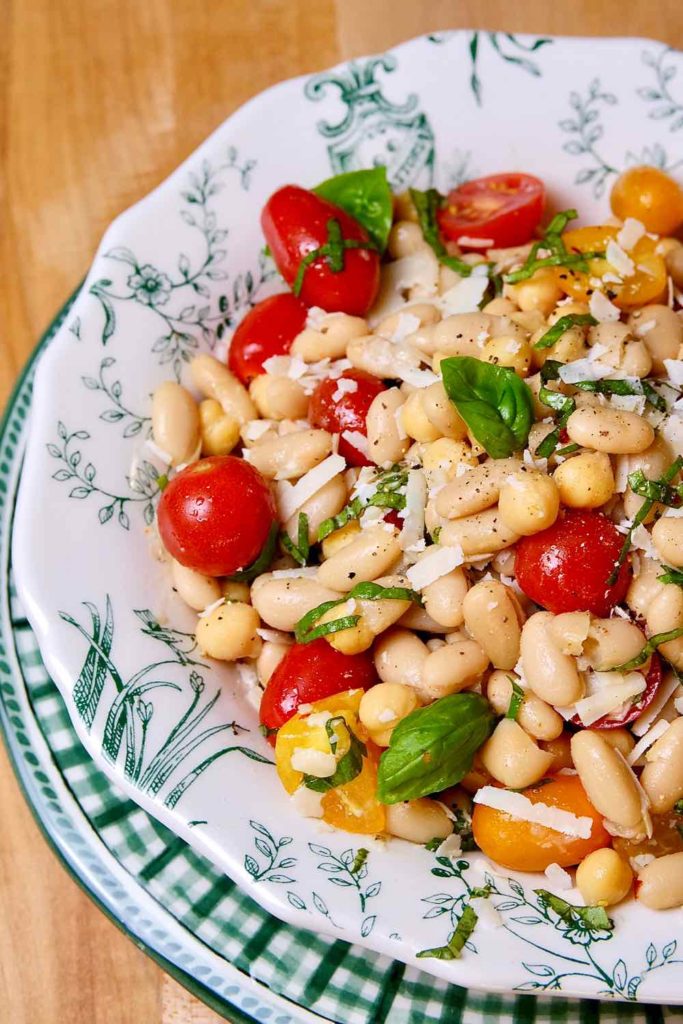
[
  {"xmin": 399, "ymin": 469, "xmax": 427, "ymax": 551},
  {"xmin": 606, "ymin": 239, "xmax": 635, "ymax": 278},
  {"xmin": 406, "ymin": 545, "xmax": 464, "ymax": 590},
  {"xmin": 332, "ymin": 378, "xmax": 358, "ymax": 402},
  {"xmin": 664, "ymin": 359, "xmax": 683, "ymax": 389},
  {"xmin": 290, "ymin": 748, "xmax": 336, "ymax": 777},
  {"xmin": 544, "ymin": 863, "xmax": 574, "ymax": 891},
  {"xmin": 616, "ymin": 217, "xmax": 645, "ymax": 251},
  {"xmin": 341, "ymin": 430, "xmax": 369, "ymax": 457},
  {"xmin": 473, "ymin": 786, "xmax": 593, "ymax": 839},
  {"xmin": 628, "ymin": 719, "xmax": 671, "ymax": 766},
  {"xmin": 434, "ymin": 833, "xmax": 463, "ymax": 860},
  {"xmin": 276, "ymin": 453, "xmax": 346, "ymax": 521},
  {"xmin": 291, "ymin": 786, "xmax": 325, "ymax": 819},
  {"xmin": 589, "ymin": 290, "xmax": 621, "ymax": 323},
  {"xmin": 439, "ymin": 276, "xmax": 489, "ymax": 316},
  {"xmin": 574, "ymin": 672, "xmax": 647, "ymax": 726},
  {"xmin": 632, "ymin": 672, "xmax": 682, "ymax": 736}
]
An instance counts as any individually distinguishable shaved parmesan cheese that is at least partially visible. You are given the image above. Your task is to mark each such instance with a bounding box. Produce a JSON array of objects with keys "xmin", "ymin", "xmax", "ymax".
[
  {"xmin": 270, "ymin": 566, "xmax": 320, "ymax": 579},
  {"xmin": 628, "ymin": 719, "xmax": 671, "ymax": 765},
  {"xmin": 399, "ymin": 469, "xmax": 426, "ymax": 551},
  {"xmin": 606, "ymin": 240, "xmax": 635, "ymax": 278},
  {"xmin": 306, "ymin": 711, "xmax": 332, "ymax": 728},
  {"xmin": 341, "ymin": 430, "xmax": 369, "ymax": 457},
  {"xmin": 389, "ymin": 312, "xmax": 421, "ymax": 344},
  {"xmin": 256, "ymin": 627, "xmax": 293, "ymax": 644},
  {"xmin": 544, "ymin": 863, "xmax": 574, "ymax": 891},
  {"xmin": 291, "ymin": 786, "xmax": 324, "ymax": 818},
  {"xmin": 277, "ymin": 454, "xmax": 346, "ymax": 521},
  {"xmin": 369, "ymin": 251, "xmax": 440, "ymax": 323},
  {"xmin": 676, "ymin": 696, "xmax": 683, "ymax": 715},
  {"xmin": 473, "ymin": 786, "xmax": 593, "ymax": 839},
  {"xmin": 290, "ymin": 748, "xmax": 336, "ymax": 776},
  {"xmin": 236, "ymin": 662, "xmax": 262, "ymax": 710},
  {"xmin": 398, "ymin": 366, "xmax": 440, "ymax": 388},
  {"xmin": 610, "ymin": 394, "xmax": 646, "ymax": 415},
  {"xmin": 406, "ymin": 545, "xmax": 464, "ymax": 590},
  {"xmin": 574, "ymin": 672, "xmax": 646, "ymax": 726},
  {"xmin": 589, "ymin": 290, "xmax": 621, "ymax": 323},
  {"xmin": 456, "ymin": 236, "xmax": 494, "ymax": 248},
  {"xmin": 559, "ymin": 357, "xmax": 613, "ymax": 383},
  {"xmin": 630, "ymin": 524, "xmax": 659, "ymax": 560},
  {"xmin": 632, "ymin": 672, "xmax": 682, "ymax": 736},
  {"xmin": 439, "ymin": 276, "xmax": 489, "ymax": 316},
  {"xmin": 434, "ymin": 833, "xmax": 463, "ymax": 860},
  {"xmin": 664, "ymin": 359, "xmax": 683, "ymax": 389},
  {"xmin": 617, "ymin": 217, "xmax": 645, "ymax": 251},
  {"xmin": 198, "ymin": 597, "xmax": 226, "ymax": 618},
  {"xmin": 305, "ymin": 306, "xmax": 330, "ymax": 330},
  {"xmin": 332, "ymin": 378, "xmax": 358, "ymax": 402},
  {"xmin": 242, "ymin": 419, "xmax": 274, "ymax": 443}
]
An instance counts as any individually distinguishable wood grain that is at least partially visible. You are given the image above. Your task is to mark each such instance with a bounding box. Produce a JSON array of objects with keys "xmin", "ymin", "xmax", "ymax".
[{"xmin": 0, "ymin": 2, "xmax": 681, "ymax": 1021}]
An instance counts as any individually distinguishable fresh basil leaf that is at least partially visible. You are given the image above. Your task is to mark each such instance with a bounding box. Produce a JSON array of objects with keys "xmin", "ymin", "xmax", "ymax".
[
  {"xmin": 280, "ymin": 512, "xmax": 311, "ymax": 566},
  {"xmin": 377, "ymin": 692, "xmax": 494, "ymax": 803},
  {"xmin": 610, "ymin": 627, "xmax": 683, "ymax": 672},
  {"xmin": 659, "ymin": 566, "xmax": 683, "ymax": 587},
  {"xmin": 294, "ymin": 579, "xmax": 421, "ymax": 644},
  {"xmin": 314, "ymin": 167, "xmax": 393, "ymax": 252},
  {"xmin": 227, "ymin": 521, "xmax": 278, "ymax": 582},
  {"xmin": 505, "ymin": 678, "xmax": 525, "ymax": 720},
  {"xmin": 317, "ymin": 464, "xmax": 408, "ymax": 540},
  {"xmin": 304, "ymin": 717, "xmax": 367, "ymax": 793},
  {"xmin": 416, "ymin": 904, "xmax": 478, "ymax": 960},
  {"xmin": 534, "ymin": 314, "xmax": 597, "ymax": 350},
  {"xmin": 440, "ymin": 356, "xmax": 534, "ymax": 459},
  {"xmin": 409, "ymin": 188, "xmax": 484, "ymax": 278},
  {"xmin": 535, "ymin": 890, "xmax": 613, "ymax": 934}
]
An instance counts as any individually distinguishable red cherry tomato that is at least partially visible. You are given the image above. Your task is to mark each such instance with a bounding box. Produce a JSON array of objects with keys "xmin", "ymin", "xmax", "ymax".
[
  {"xmin": 570, "ymin": 654, "xmax": 662, "ymax": 730},
  {"xmin": 308, "ymin": 370, "xmax": 386, "ymax": 466},
  {"xmin": 157, "ymin": 456, "xmax": 276, "ymax": 577},
  {"xmin": 515, "ymin": 510, "xmax": 631, "ymax": 616},
  {"xmin": 261, "ymin": 186, "xmax": 380, "ymax": 316},
  {"xmin": 228, "ymin": 292, "xmax": 308, "ymax": 385},
  {"xmin": 438, "ymin": 173, "xmax": 545, "ymax": 249},
  {"xmin": 260, "ymin": 639, "xmax": 377, "ymax": 733}
]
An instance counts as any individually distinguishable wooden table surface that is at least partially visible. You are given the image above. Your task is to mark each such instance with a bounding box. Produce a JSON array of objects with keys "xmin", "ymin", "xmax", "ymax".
[{"xmin": 1, "ymin": 1, "xmax": 682, "ymax": 1021}]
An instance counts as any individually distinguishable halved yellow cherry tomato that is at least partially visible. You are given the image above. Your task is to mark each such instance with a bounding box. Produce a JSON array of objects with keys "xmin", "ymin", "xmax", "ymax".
[
  {"xmin": 553, "ymin": 224, "xmax": 667, "ymax": 310},
  {"xmin": 322, "ymin": 743, "xmax": 386, "ymax": 835},
  {"xmin": 274, "ymin": 689, "xmax": 365, "ymax": 795},
  {"xmin": 610, "ymin": 165, "xmax": 683, "ymax": 236}
]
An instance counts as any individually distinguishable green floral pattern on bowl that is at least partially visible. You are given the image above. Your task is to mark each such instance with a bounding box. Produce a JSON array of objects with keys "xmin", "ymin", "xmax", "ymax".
[{"xmin": 12, "ymin": 31, "xmax": 683, "ymax": 1004}]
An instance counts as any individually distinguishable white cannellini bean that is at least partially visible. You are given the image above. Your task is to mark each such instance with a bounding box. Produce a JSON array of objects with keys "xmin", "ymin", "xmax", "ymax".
[
  {"xmin": 651, "ymin": 517, "xmax": 683, "ymax": 568},
  {"xmin": 366, "ymin": 388, "xmax": 410, "ymax": 465},
  {"xmin": 421, "ymin": 640, "xmax": 489, "ymax": 698},
  {"xmin": 250, "ymin": 576, "xmax": 341, "ymax": 632},
  {"xmin": 284, "ymin": 473, "xmax": 347, "ymax": 545},
  {"xmin": 290, "ymin": 313, "xmax": 367, "ymax": 362},
  {"xmin": 195, "ymin": 601, "xmax": 261, "ymax": 661},
  {"xmin": 582, "ymin": 618, "xmax": 647, "ymax": 671},
  {"xmin": 440, "ymin": 508, "xmax": 520, "ymax": 556},
  {"xmin": 646, "ymin": 585, "xmax": 683, "ymax": 670},
  {"xmin": 422, "ymin": 567, "xmax": 469, "ymax": 629},
  {"xmin": 384, "ymin": 800, "xmax": 453, "ymax": 844},
  {"xmin": 640, "ymin": 718, "xmax": 683, "ymax": 814},
  {"xmin": 636, "ymin": 853, "xmax": 683, "ymax": 910},
  {"xmin": 256, "ymin": 641, "xmax": 289, "ymax": 686},
  {"xmin": 373, "ymin": 628, "xmax": 429, "ymax": 688},
  {"xmin": 628, "ymin": 304, "xmax": 683, "ymax": 373},
  {"xmin": 190, "ymin": 353, "xmax": 256, "ymax": 424},
  {"xmin": 436, "ymin": 459, "xmax": 521, "ymax": 519},
  {"xmin": 246, "ymin": 429, "xmax": 332, "ymax": 480},
  {"xmin": 479, "ymin": 719, "xmax": 554, "ymax": 789},
  {"xmin": 316, "ymin": 525, "xmax": 402, "ymax": 592},
  {"xmin": 570, "ymin": 731, "xmax": 647, "ymax": 833},
  {"xmin": 486, "ymin": 671, "xmax": 564, "ymax": 741},
  {"xmin": 151, "ymin": 381, "xmax": 200, "ymax": 466},
  {"xmin": 566, "ymin": 406, "xmax": 654, "ymax": 455},
  {"xmin": 462, "ymin": 580, "xmax": 522, "ymax": 671},
  {"xmin": 521, "ymin": 612, "xmax": 585, "ymax": 706},
  {"xmin": 170, "ymin": 559, "xmax": 221, "ymax": 611},
  {"xmin": 249, "ymin": 374, "xmax": 309, "ymax": 421}
]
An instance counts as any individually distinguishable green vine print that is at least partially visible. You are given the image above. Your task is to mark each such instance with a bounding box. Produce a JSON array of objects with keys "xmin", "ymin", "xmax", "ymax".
[
  {"xmin": 82, "ymin": 357, "xmax": 151, "ymax": 439},
  {"xmin": 559, "ymin": 79, "xmax": 618, "ymax": 197},
  {"xmin": 309, "ymin": 842, "xmax": 381, "ymax": 937},
  {"xmin": 47, "ymin": 421, "xmax": 160, "ymax": 529},
  {"xmin": 638, "ymin": 48, "xmax": 683, "ymax": 132},
  {"xmin": 87, "ymin": 146, "xmax": 276, "ymax": 379},
  {"xmin": 60, "ymin": 598, "xmax": 272, "ymax": 810},
  {"xmin": 427, "ymin": 32, "xmax": 553, "ymax": 106},
  {"xmin": 420, "ymin": 854, "xmax": 683, "ymax": 999},
  {"xmin": 244, "ymin": 820, "xmax": 297, "ymax": 884}
]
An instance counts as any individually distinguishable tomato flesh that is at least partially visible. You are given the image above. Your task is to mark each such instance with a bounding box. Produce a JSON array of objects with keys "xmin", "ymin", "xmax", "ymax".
[
  {"xmin": 228, "ymin": 292, "xmax": 308, "ymax": 384},
  {"xmin": 309, "ymin": 370, "xmax": 386, "ymax": 466},
  {"xmin": 472, "ymin": 775, "xmax": 611, "ymax": 872},
  {"xmin": 260, "ymin": 639, "xmax": 376, "ymax": 733},
  {"xmin": 438, "ymin": 173, "xmax": 545, "ymax": 249},
  {"xmin": 610, "ymin": 165, "xmax": 683, "ymax": 236},
  {"xmin": 157, "ymin": 455, "xmax": 276, "ymax": 577},
  {"xmin": 515, "ymin": 510, "xmax": 631, "ymax": 616},
  {"xmin": 261, "ymin": 186, "xmax": 380, "ymax": 316},
  {"xmin": 554, "ymin": 225, "xmax": 667, "ymax": 310}
]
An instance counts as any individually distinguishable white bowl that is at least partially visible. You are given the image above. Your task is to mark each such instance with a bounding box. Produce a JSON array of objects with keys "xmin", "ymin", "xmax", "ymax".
[{"xmin": 13, "ymin": 31, "xmax": 683, "ymax": 1003}]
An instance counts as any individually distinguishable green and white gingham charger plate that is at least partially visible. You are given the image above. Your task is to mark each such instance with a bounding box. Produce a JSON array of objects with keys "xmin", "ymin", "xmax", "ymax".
[{"xmin": 1, "ymin": 299, "xmax": 681, "ymax": 1024}]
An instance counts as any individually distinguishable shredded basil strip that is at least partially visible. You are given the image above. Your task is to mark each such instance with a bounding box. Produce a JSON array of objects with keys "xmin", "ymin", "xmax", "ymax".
[
  {"xmin": 610, "ymin": 627, "xmax": 683, "ymax": 672},
  {"xmin": 505, "ymin": 679, "xmax": 525, "ymax": 720},
  {"xmin": 535, "ymin": 360, "xmax": 576, "ymax": 459},
  {"xmin": 409, "ymin": 188, "xmax": 492, "ymax": 279},
  {"xmin": 227, "ymin": 521, "xmax": 279, "ymax": 582},
  {"xmin": 292, "ymin": 217, "xmax": 378, "ymax": 297},
  {"xmin": 303, "ymin": 717, "xmax": 367, "ymax": 793},
  {"xmin": 659, "ymin": 566, "xmax": 683, "ymax": 587},
  {"xmin": 351, "ymin": 848, "xmax": 369, "ymax": 874},
  {"xmin": 574, "ymin": 376, "xmax": 671, "ymax": 413},
  {"xmin": 317, "ymin": 465, "xmax": 407, "ymax": 540},
  {"xmin": 441, "ymin": 356, "xmax": 534, "ymax": 459},
  {"xmin": 628, "ymin": 467, "xmax": 683, "ymax": 507},
  {"xmin": 313, "ymin": 167, "xmax": 393, "ymax": 251},
  {"xmin": 502, "ymin": 209, "xmax": 604, "ymax": 284},
  {"xmin": 607, "ymin": 457, "xmax": 683, "ymax": 585},
  {"xmin": 294, "ymin": 581, "xmax": 422, "ymax": 644},
  {"xmin": 417, "ymin": 904, "xmax": 479, "ymax": 961},
  {"xmin": 535, "ymin": 890, "xmax": 614, "ymax": 934},
  {"xmin": 280, "ymin": 512, "xmax": 310, "ymax": 566},
  {"xmin": 534, "ymin": 314, "xmax": 597, "ymax": 350}
]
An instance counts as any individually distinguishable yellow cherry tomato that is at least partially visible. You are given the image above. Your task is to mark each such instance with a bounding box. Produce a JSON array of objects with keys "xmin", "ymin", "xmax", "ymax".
[
  {"xmin": 274, "ymin": 689, "xmax": 365, "ymax": 795},
  {"xmin": 322, "ymin": 743, "xmax": 386, "ymax": 835},
  {"xmin": 553, "ymin": 224, "xmax": 667, "ymax": 309},
  {"xmin": 610, "ymin": 165, "xmax": 683, "ymax": 236}
]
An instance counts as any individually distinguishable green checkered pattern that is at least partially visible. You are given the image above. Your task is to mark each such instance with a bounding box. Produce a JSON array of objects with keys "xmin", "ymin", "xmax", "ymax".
[{"xmin": 3, "ymin": 301, "xmax": 681, "ymax": 1023}]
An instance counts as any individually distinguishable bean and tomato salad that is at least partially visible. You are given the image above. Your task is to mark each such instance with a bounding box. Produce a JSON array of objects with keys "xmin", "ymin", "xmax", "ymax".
[{"xmin": 151, "ymin": 163, "xmax": 683, "ymax": 931}]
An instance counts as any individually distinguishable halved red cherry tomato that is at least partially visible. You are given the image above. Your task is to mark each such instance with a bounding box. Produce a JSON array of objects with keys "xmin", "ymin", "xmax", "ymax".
[
  {"xmin": 309, "ymin": 370, "xmax": 386, "ymax": 467},
  {"xmin": 570, "ymin": 653, "xmax": 662, "ymax": 730},
  {"xmin": 157, "ymin": 455, "xmax": 276, "ymax": 577},
  {"xmin": 260, "ymin": 638, "xmax": 376, "ymax": 734},
  {"xmin": 228, "ymin": 292, "xmax": 308, "ymax": 384},
  {"xmin": 261, "ymin": 186, "xmax": 380, "ymax": 316},
  {"xmin": 438, "ymin": 173, "xmax": 545, "ymax": 249},
  {"xmin": 515, "ymin": 509, "xmax": 631, "ymax": 616}
]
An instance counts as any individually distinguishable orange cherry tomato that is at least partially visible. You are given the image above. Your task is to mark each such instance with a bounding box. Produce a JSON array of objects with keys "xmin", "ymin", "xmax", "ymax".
[
  {"xmin": 322, "ymin": 744, "xmax": 386, "ymax": 835},
  {"xmin": 553, "ymin": 225, "xmax": 667, "ymax": 310},
  {"xmin": 472, "ymin": 775, "xmax": 611, "ymax": 872},
  {"xmin": 610, "ymin": 165, "xmax": 683, "ymax": 236},
  {"xmin": 613, "ymin": 810, "xmax": 683, "ymax": 862}
]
